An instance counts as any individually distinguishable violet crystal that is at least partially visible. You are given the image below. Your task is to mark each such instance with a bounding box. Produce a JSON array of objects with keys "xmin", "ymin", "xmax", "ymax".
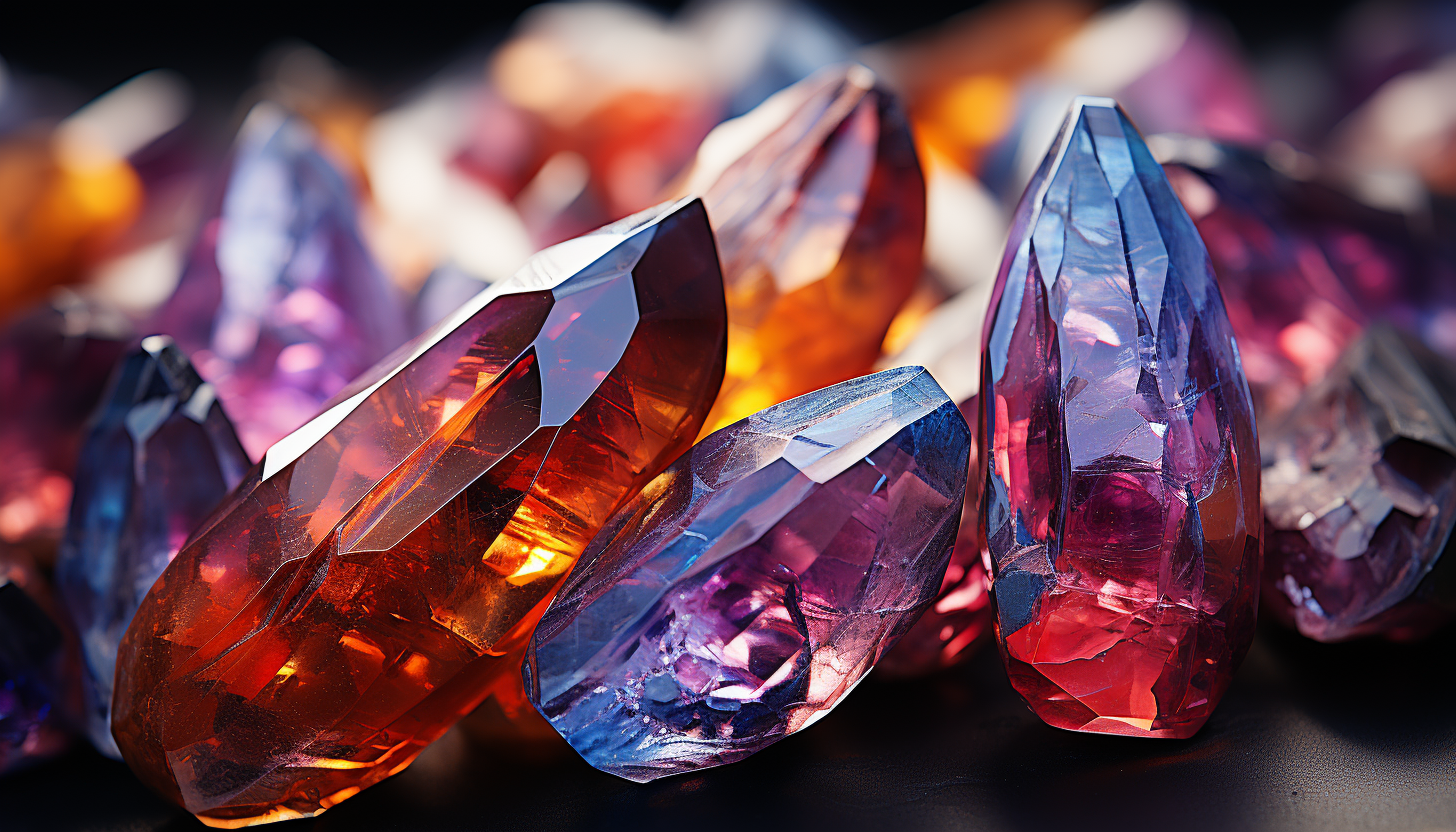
[
  {"xmin": 1, "ymin": 547, "xmax": 74, "ymax": 774},
  {"xmin": 526, "ymin": 366, "xmax": 970, "ymax": 781},
  {"xmin": 56, "ymin": 336, "xmax": 250, "ymax": 757},
  {"xmin": 981, "ymin": 98, "xmax": 1261, "ymax": 738},
  {"xmin": 152, "ymin": 104, "xmax": 408, "ymax": 458}
]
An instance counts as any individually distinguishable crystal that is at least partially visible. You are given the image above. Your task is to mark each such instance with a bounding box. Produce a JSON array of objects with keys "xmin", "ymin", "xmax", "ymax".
[
  {"xmin": 980, "ymin": 98, "xmax": 1261, "ymax": 739},
  {"xmin": 151, "ymin": 103, "xmax": 409, "ymax": 459},
  {"xmin": 0, "ymin": 294, "xmax": 130, "ymax": 547},
  {"xmin": 1263, "ymin": 325, "xmax": 1456, "ymax": 641},
  {"xmin": 112, "ymin": 197, "xmax": 727, "ymax": 826},
  {"xmin": 682, "ymin": 64, "xmax": 926, "ymax": 435},
  {"xmin": 56, "ymin": 336, "xmax": 250, "ymax": 758},
  {"xmin": 0, "ymin": 546, "xmax": 76, "ymax": 774},
  {"xmin": 526, "ymin": 366, "xmax": 969, "ymax": 781}
]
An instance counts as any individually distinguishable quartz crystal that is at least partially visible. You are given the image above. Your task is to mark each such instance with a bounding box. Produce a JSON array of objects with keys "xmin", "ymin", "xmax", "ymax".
[
  {"xmin": 152, "ymin": 103, "xmax": 408, "ymax": 458},
  {"xmin": 0, "ymin": 546, "xmax": 76, "ymax": 774},
  {"xmin": 56, "ymin": 336, "xmax": 250, "ymax": 758},
  {"xmin": 682, "ymin": 64, "xmax": 926, "ymax": 434},
  {"xmin": 1263, "ymin": 326, "xmax": 1456, "ymax": 641},
  {"xmin": 112, "ymin": 198, "xmax": 726, "ymax": 826},
  {"xmin": 526, "ymin": 366, "xmax": 969, "ymax": 781},
  {"xmin": 981, "ymin": 98, "xmax": 1261, "ymax": 739}
]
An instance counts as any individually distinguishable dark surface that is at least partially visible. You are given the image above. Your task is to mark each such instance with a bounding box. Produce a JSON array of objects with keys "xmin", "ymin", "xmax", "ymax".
[{"xmin": 5, "ymin": 620, "xmax": 1454, "ymax": 832}]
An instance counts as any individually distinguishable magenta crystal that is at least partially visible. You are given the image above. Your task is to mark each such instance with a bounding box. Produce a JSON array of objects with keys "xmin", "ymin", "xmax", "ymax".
[
  {"xmin": 981, "ymin": 97, "xmax": 1261, "ymax": 738},
  {"xmin": 525, "ymin": 366, "xmax": 970, "ymax": 781},
  {"xmin": 152, "ymin": 104, "xmax": 408, "ymax": 458},
  {"xmin": 1263, "ymin": 325, "xmax": 1456, "ymax": 641}
]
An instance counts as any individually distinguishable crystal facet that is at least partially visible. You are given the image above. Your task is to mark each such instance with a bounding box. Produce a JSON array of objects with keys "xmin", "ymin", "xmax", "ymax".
[
  {"xmin": 526, "ymin": 366, "xmax": 969, "ymax": 781},
  {"xmin": 152, "ymin": 104, "xmax": 409, "ymax": 458},
  {"xmin": 980, "ymin": 98, "xmax": 1261, "ymax": 739},
  {"xmin": 683, "ymin": 64, "xmax": 926, "ymax": 434},
  {"xmin": 56, "ymin": 336, "xmax": 250, "ymax": 758},
  {"xmin": 1263, "ymin": 326, "xmax": 1456, "ymax": 641},
  {"xmin": 0, "ymin": 546, "xmax": 76, "ymax": 774},
  {"xmin": 113, "ymin": 198, "xmax": 727, "ymax": 825}
]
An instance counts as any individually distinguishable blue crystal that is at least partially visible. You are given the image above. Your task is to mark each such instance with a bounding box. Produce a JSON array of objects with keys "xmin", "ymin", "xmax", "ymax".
[
  {"xmin": 56, "ymin": 336, "xmax": 250, "ymax": 757},
  {"xmin": 525, "ymin": 366, "xmax": 970, "ymax": 781}
]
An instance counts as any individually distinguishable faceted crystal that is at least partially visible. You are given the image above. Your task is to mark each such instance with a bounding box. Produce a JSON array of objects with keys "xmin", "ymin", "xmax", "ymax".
[
  {"xmin": 56, "ymin": 337, "xmax": 250, "ymax": 758},
  {"xmin": 0, "ymin": 546, "xmax": 76, "ymax": 774},
  {"xmin": 682, "ymin": 64, "xmax": 926, "ymax": 434},
  {"xmin": 152, "ymin": 104, "xmax": 408, "ymax": 458},
  {"xmin": 527, "ymin": 367, "xmax": 969, "ymax": 781},
  {"xmin": 980, "ymin": 98, "xmax": 1261, "ymax": 739},
  {"xmin": 112, "ymin": 198, "xmax": 726, "ymax": 826},
  {"xmin": 1263, "ymin": 326, "xmax": 1456, "ymax": 641}
]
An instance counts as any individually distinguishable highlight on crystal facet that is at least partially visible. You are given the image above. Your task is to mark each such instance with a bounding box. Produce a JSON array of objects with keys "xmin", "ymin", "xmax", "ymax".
[
  {"xmin": 111, "ymin": 197, "xmax": 727, "ymax": 825},
  {"xmin": 980, "ymin": 96, "xmax": 1261, "ymax": 739},
  {"xmin": 56, "ymin": 336, "xmax": 250, "ymax": 758},
  {"xmin": 682, "ymin": 63, "xmax": 927, "ymax": 435},
  {"xmin": 526, "ymin": 366, "xmax": 971, "ymax": 781}
]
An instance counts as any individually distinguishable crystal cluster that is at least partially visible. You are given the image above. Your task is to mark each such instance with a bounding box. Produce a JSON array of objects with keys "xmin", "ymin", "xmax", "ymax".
[
  {"xmin": 1263, "ymin": 326, "xmax": 1456, "ymax": 641},
  {"xmin": 112, "ymin": 198, "xmax": 727, "ymax": 825},
  {"xmin": 0, "ymin": 546, "xmax": 75, "ymax": 774},
  {"xmin": 980, "ymin": 98, "xmax": 1261, "ymax": 738},
  {"xmin": 56, "ymin": 337, "xmax": 250, "ymax": 758},
  {"xmin": 526, "ymin": 367, "xmax": 969, "ymax": 780},
  {"xmin": 684, "ymin": 64, "xmax": 926, "ymax": 434},
  {"xmin": 153, "ymin": 104, "xmax": 409, "ymax": 458}
]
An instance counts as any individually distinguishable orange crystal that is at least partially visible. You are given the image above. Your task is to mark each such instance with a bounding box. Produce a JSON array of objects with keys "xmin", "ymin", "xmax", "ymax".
[
  {"xmin": 681, "ymin": 64, "xmax": 926, "ymax": 435},
  {"xmin": 112, "ymin": 198, "xmax": 727, "ymax": 826}
]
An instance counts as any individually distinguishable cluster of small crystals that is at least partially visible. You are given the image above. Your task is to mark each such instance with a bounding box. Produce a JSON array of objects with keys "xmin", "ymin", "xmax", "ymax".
[
  {"xmin": 152, "ymin": 105, "xmax": 409, "ymax": 458},
  {"xmin": 1262, "ymin": 326, "xmax": 1456, "ymax": 641},
  {"xmin": 980, "ymin": 98, "xmax": 1261, "ymax": 739},
  {"xmin": 56, "ymin": 337, "xmax": 250, "ymax": 757},
  {"xmin": 526, "ymin": 367, "xmax": 969, "ymax": 780},
  {"xmin": 112, "ymin": 198, "xmax": 727, "ymax": 826}
]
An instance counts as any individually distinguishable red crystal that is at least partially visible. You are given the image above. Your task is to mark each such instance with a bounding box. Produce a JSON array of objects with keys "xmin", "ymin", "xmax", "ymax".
[{"xmin": 112, "ymin": 198, "xmax": 726, "ymax": 826}]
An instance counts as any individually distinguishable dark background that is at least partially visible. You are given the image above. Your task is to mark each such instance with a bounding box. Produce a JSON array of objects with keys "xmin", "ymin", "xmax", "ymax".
[{"xmin": 4, "ymin": 2, "xmax": 1449, "ymax": 831}]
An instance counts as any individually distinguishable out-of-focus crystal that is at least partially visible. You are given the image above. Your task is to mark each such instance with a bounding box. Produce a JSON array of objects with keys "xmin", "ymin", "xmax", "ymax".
[{"xmin": 0, "ymin": 546, "xmax": 77, "ymax": 774}]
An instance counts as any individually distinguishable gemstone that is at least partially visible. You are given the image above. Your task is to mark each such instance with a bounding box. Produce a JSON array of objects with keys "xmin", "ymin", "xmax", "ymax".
[
  {"xmin": 980, "ymin": 98, "xmax": 1261, "ymax": 739},
  {"xmin": 526, "ymin": 366, "xmax": 970, "ymax": 781},
  {"xmin": 0, "ymin": 294, "xmax": 130, "ymax": 548},
  {"xmin": 56, "ymin": 336, "xmax": 251, "ymax": 758},
  {"xmin": 151, "ymin": 103, "xmax": 409, "ymax": 459},
  {"xmin": 0, "ymin": 546, "xmax": 77, "ymax": 774},
  {"xmin": 681, "ymin": 64, "xmax": 926, "ymax": 435},
  {"xmin": 112, "ymin": 197, "xmax": 727, "ymax": 826},
  {"xmin": 1263, "ymin": 325, "xmax": 1456, "ymax": 641}
]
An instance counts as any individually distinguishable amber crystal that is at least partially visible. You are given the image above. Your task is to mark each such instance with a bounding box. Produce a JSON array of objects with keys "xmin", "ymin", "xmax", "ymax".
[
  {"xmin": 112, "ymin": 198, "xmax": 726, "ymax": 826},
  {"xmin": 682, "ymin": 64, "xmax": 926, "ymax": 434}
]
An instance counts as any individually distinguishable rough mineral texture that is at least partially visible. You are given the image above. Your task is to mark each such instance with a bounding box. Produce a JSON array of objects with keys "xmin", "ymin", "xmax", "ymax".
[
  {"xmin": 1263, "ymin": 326, "xmax": 1456, "ymax": 641},
  {"xmin": 527, "ymin": 367, "xmax": 969, "ymax": 781},
  {"xmin": 980, "ymin": 98, "xmax": 1261, "ymax": 739},
  {"xmin": 152, "ymin": 104, "xmax": 408, "ymax": 458},
  {"xmin": 57, "ymin": 337, "xmax": 250, "ymax": 757},
  {"xmin": 113, "ymin": 198, "xmax": 727, "ymax": 825},
  {"xmin": 681, "ymin": 64, "xmax": 926, "ymax": 434}
]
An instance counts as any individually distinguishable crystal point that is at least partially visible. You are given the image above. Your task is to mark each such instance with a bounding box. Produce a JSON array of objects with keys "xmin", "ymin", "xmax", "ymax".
[
  {"xmin": 981, "ymin": 98, "xmax": 1261, "ymax": 739},
  {"xmin": 1263, "ymin": 325, "xmax": 1456, "ymax": 641},
  {"xmin": 113, "ymin": 198, "xmax": 727, "ymax": 825},
  {"xmin": 57, "ymin": 336, "xmax": 250, "ymax": 758},
  {"xmin": 526, "ymin": 366, "xmax": 970, "ymax": 781}
]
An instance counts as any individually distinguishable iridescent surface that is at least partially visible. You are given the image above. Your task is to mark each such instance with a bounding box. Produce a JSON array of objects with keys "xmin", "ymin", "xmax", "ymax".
[
  {"xmin": 113, "ymin": 198, "xmax": 727, "ymax": 826},
  {"xmin": 980, "ymin": 98, "xmax": 1261, "ymax": 739},
  {"xmin": 686, "ymin": 64, "xmax": 926, "ymax": 434},
  {"xmin": 527, "ymin": 366, "xmax": 968, "ymax": 781},
  {"xmin": 0, "ymin": 546, "xmax": 75, "ymax": 774},
  {"xmin": 152, "ymin": 104, "xmax": 408, "ymax": 458},
  {"xmin": 1263, "ymin": 326, "xmax": 1456, "ymax": 642},
  {"xmin": 56, "ymin": 337, "xmax": 250, "ymax": 758}
]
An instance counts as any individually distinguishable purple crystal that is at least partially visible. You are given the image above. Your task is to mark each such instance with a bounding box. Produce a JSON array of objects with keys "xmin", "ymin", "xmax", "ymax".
[
  {"xmin": 55, "ymin": 336, "xmax": 250, "ymax": 757},
  {"xmin": 1263, "ymin": 325, "xmax": 1456, "ymax": 641},
  {"xmin": 0, "ymin": 547, "xmax": 74, "ymax": 774},
  {"xmin": 152, "ymin": 104, "xmax": 408, "ymax": 458},
  {"xmin": 525, "ymin": 366, "xmax": 970, "ymax": 781}
]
